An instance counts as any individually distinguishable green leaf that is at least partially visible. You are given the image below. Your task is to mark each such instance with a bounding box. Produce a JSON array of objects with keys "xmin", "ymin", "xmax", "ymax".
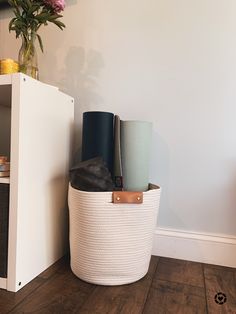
[
  {"xmin": 48, "ymin": 14, "xmax": 62, "ymax": 21},
  {"xmin": 13, "ymin": 9, "xmax": 21, "ymax": 18},
  {"xmin": 9, "ymin": 25, "xmax": 17, "ymax": 31},
  {"xmin": 25, "ymin": 0, "xmax": 31, "ymax": 9},
  {"xmin": 52, "ymin": 20, "xmax": 65, "ymax": 30},
  {"xmin": 28, "ymin": 4, "xmax": 40, "ymax": 15},
  {"xmin": 8, "ymin": 18, "xmax": 17, "ymax": 32},
  {"xmin": 8, "ymin": 0, "xmax": 66, "ymax": 39},
  {"xmin": 36, "ymin": 12, "xmax": 51, "ymax": 21},
  {"xmin": 36, "ymin": 34, "xmax": 43, "ymax": 53},
  {"xmin": 8, "ymin": 0, "xmax": 16, "ymax": 8}
]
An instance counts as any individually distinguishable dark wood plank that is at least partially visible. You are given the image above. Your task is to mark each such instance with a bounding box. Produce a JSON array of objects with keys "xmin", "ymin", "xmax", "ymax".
[
  {"xmin": 2, "ymin": 255, "xmax": 236, "ymax": 314},
  {"xmin": 0, "ymin": 255, "xmax": 68, "ymax": 313},
  {"xmin": 38, "ymin": 255, "xmax": 69, "ymax": 280},
  {"xmin": 143, "ymin": 280, "xmax": 207, "ymax": 314},
  {"xmin": 204, "ymin": 264, "xmax": 236, "ymax": 313},
  {"xmin": 9, "ymin": 266, "xmax": 96, "ymax": 314},
  {"xmin": 156, "ymin": 257, "xmax": 204, "ymax": 288},
  {"xmin": 203, "ymin": 262, "xmax": 236, "ymax": 274},
  {"xmin": 78, "ymin": 256, "xmax": 159, "ymax": 314},
  {"xmin": 0, "ymin": 277, "xmax": 45, "ymax": 313},
  {"xmin": 0, "ymin": 257, "xmax": 68, "ymax": 314}
]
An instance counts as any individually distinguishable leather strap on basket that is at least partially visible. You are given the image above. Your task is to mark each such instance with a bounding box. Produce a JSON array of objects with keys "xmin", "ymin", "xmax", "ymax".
[{"xmin": 112, "ymin": 191, "xmax": 143, "ymax": 204}]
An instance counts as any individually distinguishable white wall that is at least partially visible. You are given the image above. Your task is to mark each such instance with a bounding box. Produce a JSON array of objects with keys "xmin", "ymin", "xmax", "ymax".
[{"xmin": 1, "ymin": 0, "xmax": 236, "ymax": 237}]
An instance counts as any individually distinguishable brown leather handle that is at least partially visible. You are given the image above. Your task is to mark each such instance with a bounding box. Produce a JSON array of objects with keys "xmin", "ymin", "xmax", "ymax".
[{"xmin": 112, "ymin": 191, "xmax": 143, "ymax": 204}]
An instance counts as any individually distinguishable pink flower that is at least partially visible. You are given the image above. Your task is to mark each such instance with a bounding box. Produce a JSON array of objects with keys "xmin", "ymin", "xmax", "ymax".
[{"xmin": 44, "ymin": 0, "xmax": 65, "ymax": 13}]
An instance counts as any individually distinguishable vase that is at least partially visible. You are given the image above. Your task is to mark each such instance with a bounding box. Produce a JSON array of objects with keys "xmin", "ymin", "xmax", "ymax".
[{"xmin": 18, "ymin": 33, "xmax": 39, "ymax": 80}]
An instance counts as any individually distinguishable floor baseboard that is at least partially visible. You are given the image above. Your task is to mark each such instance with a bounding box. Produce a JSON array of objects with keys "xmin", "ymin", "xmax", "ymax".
[{"xmin": 152, "ymin": 227, "xmax": 236, "ymax": 268}]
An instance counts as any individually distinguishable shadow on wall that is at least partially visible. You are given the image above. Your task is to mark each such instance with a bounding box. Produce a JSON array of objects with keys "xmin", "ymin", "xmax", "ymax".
[
  {"xmin": 226, "ymin": 172, "xmax": 236, "ymax": 234},
  {"xmin": 150, "ymin": 130, "xmax": 169, "ymax": 227},
  {"xmin": 60, "ymin": 46, "xmax": 104, "ymax": 155},
  {"xmin": 150, "ymin": 130, "xmax": 186, "ymax": 229}
]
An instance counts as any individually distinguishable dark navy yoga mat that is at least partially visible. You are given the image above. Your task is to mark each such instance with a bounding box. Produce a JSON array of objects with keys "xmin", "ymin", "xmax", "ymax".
[{"xmin": 81, "ymin": 111, "xmax": 114, "ymax": 175}]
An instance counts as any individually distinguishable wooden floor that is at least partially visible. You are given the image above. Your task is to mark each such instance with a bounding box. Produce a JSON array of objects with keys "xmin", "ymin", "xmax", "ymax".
[{"xmin": 0, "ymin": 256, "xmax": 236, "ymax": 313}]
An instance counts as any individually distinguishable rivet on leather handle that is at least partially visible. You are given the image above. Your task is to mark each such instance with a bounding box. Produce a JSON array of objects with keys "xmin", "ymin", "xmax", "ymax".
[{"xmin": 112, "ymin": 191, "xmax": 143, "ymax": 204}]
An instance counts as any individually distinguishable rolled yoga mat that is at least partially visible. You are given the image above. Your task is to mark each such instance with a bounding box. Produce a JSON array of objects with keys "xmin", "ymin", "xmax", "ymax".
[
  {"xmin": 81, "ymin": 111, "xmax": 114, "ymax": 176},
  {"xmin": 120, "ymin": 120, "xmax": 152, "ymax": 191},
  {"xmin": 113, "ymin": 115, "xmax": 123, "ymax": 189}
]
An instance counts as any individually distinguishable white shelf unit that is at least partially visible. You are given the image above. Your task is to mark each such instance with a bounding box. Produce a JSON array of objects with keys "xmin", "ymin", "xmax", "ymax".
[{"xmin": 0, "ymin": 73, "xmax": 74, "ymax": 292}]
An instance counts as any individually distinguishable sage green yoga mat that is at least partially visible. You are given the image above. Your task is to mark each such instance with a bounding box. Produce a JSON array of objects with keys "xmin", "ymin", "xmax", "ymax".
[{"xmin": 120, "ymin": 120, "xmax": 152, "ymax": 191}]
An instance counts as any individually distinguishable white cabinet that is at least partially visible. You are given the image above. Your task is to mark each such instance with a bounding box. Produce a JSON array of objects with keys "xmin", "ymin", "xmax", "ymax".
[{"xmin": 0, "ymin": 73, "xmax": 74, "ymax": 292}]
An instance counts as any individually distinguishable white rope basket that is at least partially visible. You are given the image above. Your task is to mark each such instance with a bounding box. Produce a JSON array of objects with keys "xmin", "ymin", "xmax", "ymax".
[{"xmin": 68, "ymin": 183, "xmax": 161, "ymax": 285}]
